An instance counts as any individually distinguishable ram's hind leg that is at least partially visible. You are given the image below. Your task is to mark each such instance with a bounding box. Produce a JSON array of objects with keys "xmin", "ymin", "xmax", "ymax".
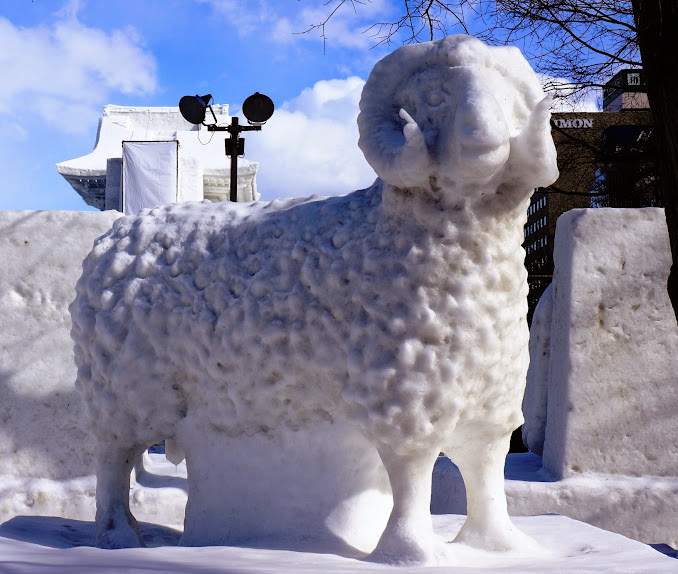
[
  {"xmin": 95, "ymin": 439, "xmax": 148, "ymax": 549},
  {"xmin": 368, "ymin": 444, "xmax": 442, "ymax": 565}
]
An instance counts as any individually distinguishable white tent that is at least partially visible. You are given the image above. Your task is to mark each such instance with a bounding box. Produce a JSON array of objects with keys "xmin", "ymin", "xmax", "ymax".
[{"xmin": 122, "ymin": 141, "xmax": 179, "ymax": 215}]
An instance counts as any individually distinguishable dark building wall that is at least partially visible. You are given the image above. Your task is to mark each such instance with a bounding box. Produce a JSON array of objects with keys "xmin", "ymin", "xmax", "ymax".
[{"xmin": 524, "ymin": 110, "xmax": 657, "ymax": 324}]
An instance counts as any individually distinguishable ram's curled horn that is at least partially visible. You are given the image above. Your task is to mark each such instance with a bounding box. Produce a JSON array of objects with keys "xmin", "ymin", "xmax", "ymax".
[
  {"xmin": 357, "ymin": 35, "xmax": 494, "ymax": 190},
  {"xmin": 357, "ymin": 42, "xmax": 433, "ymax": 189}
]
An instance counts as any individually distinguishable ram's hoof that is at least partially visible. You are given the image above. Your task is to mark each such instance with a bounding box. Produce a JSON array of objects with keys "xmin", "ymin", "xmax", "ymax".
[
  {"xmin": 96, "ymin": 517, "xmax": 144, "ymax": 549},
  {"xmin": 454, "ymin": 518, "xmax": 543, "ymax": 554},
  {"xmin": 367, "ymin": 528, "xmax": 449, "ymax": 566}
]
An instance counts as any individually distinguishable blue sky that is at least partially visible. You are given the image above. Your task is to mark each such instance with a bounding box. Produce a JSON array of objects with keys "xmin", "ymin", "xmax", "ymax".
[
  {"xmin": 0, "ymin": 0, "xmax": 421, "ymax": 210},
  {"xmin": 0, "ymin": 0, "xmax": 597, "ymax": 211}
]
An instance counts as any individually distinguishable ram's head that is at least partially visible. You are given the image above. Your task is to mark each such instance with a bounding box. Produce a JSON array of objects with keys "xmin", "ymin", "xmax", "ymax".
[{"xmin": 358, "ymin": 35, "xmax": 558, "ymax": 197}]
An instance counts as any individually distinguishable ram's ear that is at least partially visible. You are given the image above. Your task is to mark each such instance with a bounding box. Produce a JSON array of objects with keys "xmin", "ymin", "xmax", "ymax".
[{"xmin": 507, "ymin": 95, "xmax": 559, "ymax": 188}]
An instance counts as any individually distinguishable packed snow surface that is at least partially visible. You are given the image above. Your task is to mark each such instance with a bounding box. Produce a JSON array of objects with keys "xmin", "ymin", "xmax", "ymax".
[
  {"xmin": 70, "ymin": 34, "xmax": 558, "ymax": 563},
  {"xmin": 0, "ymin": 513, "xmax": 676, "ymax": 574}
]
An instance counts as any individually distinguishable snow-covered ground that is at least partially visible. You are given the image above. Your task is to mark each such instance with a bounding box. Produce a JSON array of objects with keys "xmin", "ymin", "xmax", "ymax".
[
  {"xmin": 0, "ymin": 453, "xmax": 676, "ymax": 573},
  {"xmin": 1, "ymin": 512, "xmax": 676, "ymax": 573}
]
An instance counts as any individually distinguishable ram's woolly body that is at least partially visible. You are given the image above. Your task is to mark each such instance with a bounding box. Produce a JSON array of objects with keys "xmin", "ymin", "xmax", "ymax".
[{"xmin": 74, "ymin": 179, "xmax": 528, "ymax": 453}]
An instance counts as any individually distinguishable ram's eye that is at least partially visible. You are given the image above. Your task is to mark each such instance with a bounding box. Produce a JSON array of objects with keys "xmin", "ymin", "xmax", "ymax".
[{"xmin": 426, "ymin": 90, "xmax": 445, "ymax": 107}]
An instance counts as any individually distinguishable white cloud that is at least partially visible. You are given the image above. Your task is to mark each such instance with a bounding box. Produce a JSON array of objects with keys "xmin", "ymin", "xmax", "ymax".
[
  {"xmin": 0, "ymin": 8, "xmax": 157, "ymax": 134},
  {"xmin": 0, "ymin": 118, "xmax": 29, "ymax": 143},
  {"xmin": 194, "ymin": 0, "xmax": 280, "ymax": 37},
  {"xmin": 539, "ymin": 75, "xmax": 600, "ymax": 112},
  {"xmin": 244, "ymin": 77, "xmax": 377, "ymax": 200},
  {"xmin": 55, "ymin": 0, "xmax": 85, "ymax": 20},
  {"xmin": 196, "ymin": 0, "xmax": 391, "ymax": 50}
]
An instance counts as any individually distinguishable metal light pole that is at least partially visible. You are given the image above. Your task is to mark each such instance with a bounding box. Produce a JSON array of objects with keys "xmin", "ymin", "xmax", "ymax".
[{"xmin": 179, "ymin": 92, "xmax": 274, "ymax": 202}]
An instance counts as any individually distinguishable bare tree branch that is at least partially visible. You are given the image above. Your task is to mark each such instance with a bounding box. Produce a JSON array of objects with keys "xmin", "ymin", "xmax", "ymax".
[
  {"xmin": 297, "ymin": 0, "xmax": 472, "ymax": 47},
  {"xmin": 295, "ymin": 0, "xmax": 639, "ymax": 104}
]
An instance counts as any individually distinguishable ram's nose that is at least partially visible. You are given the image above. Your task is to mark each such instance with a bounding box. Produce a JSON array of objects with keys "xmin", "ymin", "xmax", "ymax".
[
  {"xmin": 437, "ymin": 68, "xmax": 510, "ymax": 181},
  {"xmin": 455, "ymin": 95, "xmax": 510, "ymax": 179},
  {"xmin": 455, "ymin": 93, "xmax": 509, "ymax": 150}
]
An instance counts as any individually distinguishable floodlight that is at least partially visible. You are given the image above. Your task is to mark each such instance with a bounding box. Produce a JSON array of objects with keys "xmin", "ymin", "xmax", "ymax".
[
  {"xmin": 179, "ymin": 94, "xmax": 213, "ymax": 125},
  {"xmin": 179, "ymin": 91, "xmax": 274, "ymax": 203},
  {"xmin": 242, "ymin": 92, "xmax": 275, "ymax": 125}
]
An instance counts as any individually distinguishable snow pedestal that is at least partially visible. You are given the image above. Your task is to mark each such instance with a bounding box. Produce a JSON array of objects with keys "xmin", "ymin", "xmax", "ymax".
[
  {"xmin": 432, "ymin": 207, "xmax": 678, "ymax": 547},
  {"xmin": 180, "ymin": 421, "xmax": 392, "ymax": 554}
]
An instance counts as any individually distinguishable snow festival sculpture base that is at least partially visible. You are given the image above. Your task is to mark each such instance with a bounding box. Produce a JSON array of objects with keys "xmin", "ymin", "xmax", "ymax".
[{"xmin": 70, "ymin": 34, "xmax": 558, "ymax": 565}]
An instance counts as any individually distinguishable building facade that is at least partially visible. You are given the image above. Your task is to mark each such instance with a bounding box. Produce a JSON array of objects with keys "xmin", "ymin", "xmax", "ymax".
[{"xmin": 57, "ymin": 105, "xmax": 260, "ymax": 213}]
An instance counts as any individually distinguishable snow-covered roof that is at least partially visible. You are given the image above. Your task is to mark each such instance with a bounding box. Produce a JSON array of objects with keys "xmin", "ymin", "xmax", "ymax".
[{"xmin": 56, "ymin": 104, "xmax": 258, "ymax": 208}]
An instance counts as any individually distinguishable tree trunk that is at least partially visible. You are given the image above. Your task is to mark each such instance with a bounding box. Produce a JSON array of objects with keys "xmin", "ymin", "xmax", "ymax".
[{"xmin": 632, "ymin": 0, "xmax": 678, "ymax": 322}]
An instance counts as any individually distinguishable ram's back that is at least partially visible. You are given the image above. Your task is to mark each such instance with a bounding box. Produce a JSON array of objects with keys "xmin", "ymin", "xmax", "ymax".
[{"xmin": 71, "ymin": 187, "xmax": 384, "ymax": 441}]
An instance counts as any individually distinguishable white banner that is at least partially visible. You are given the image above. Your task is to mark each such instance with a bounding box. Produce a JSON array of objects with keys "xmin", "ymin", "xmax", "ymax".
[{"xmin": 122, "ymin": 141, "xmax": 178, "ymax": 215}]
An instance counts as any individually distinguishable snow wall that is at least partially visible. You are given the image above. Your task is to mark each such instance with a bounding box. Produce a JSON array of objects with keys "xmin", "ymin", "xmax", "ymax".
[
  {"xmin": 523, "ymin": 207, "xmax": 678, "ymax": 478},
  {"xmin": 0, "ymin": 211, "xmax": 189, "ymax": 526},
  {"xmin": 0, "ymin": 210, "xmax": 121, "ymax": 480}
]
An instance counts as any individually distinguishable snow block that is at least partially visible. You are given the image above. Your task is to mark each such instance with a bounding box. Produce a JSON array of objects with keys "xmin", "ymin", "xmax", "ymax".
[
  {"xmin": 522, "ymin": 283, "xmax": 552, "ymax": 456},
  {"xmin": 542, "ymin": 208, "xmax": 678, "ymax": 478},
  {"xmin": 0, "ymin": 210, "xmax": 120, "ymax": 480},
  {"xmin": 180, "ymin": 421, "xmax": 392, "ymax": 554}
]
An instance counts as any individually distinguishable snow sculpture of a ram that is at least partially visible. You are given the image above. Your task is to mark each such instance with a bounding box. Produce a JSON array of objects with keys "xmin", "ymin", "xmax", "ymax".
[{"xmin": 70, "ymin": 35, "xmax": 558, "ymax": 564}]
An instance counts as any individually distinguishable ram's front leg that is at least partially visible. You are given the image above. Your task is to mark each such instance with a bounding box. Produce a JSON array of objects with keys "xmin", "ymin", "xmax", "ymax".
[
  {"xmin": 95, "ymin": 439, "xmax": 147, "ymax": 549},
  {"xmin": 451, "ymin": 430, "xmax": 537, "ymax": 552},
  {"xmin": 368, "ymin": 444, "xmax": 443, "ymax": 565}
]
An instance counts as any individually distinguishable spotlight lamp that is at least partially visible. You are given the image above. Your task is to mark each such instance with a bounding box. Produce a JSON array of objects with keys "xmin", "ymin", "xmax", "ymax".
[
  {"xmin": 179, "ymin": 91, "xmax": 275, "ymax": 202},
  {"xmin": 242, "ymin": 92, "xmax": 275, "ymax": 126},
  {"xmin": 179, "ymin": 94, "xmax": 214, "ymax": 125}
]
